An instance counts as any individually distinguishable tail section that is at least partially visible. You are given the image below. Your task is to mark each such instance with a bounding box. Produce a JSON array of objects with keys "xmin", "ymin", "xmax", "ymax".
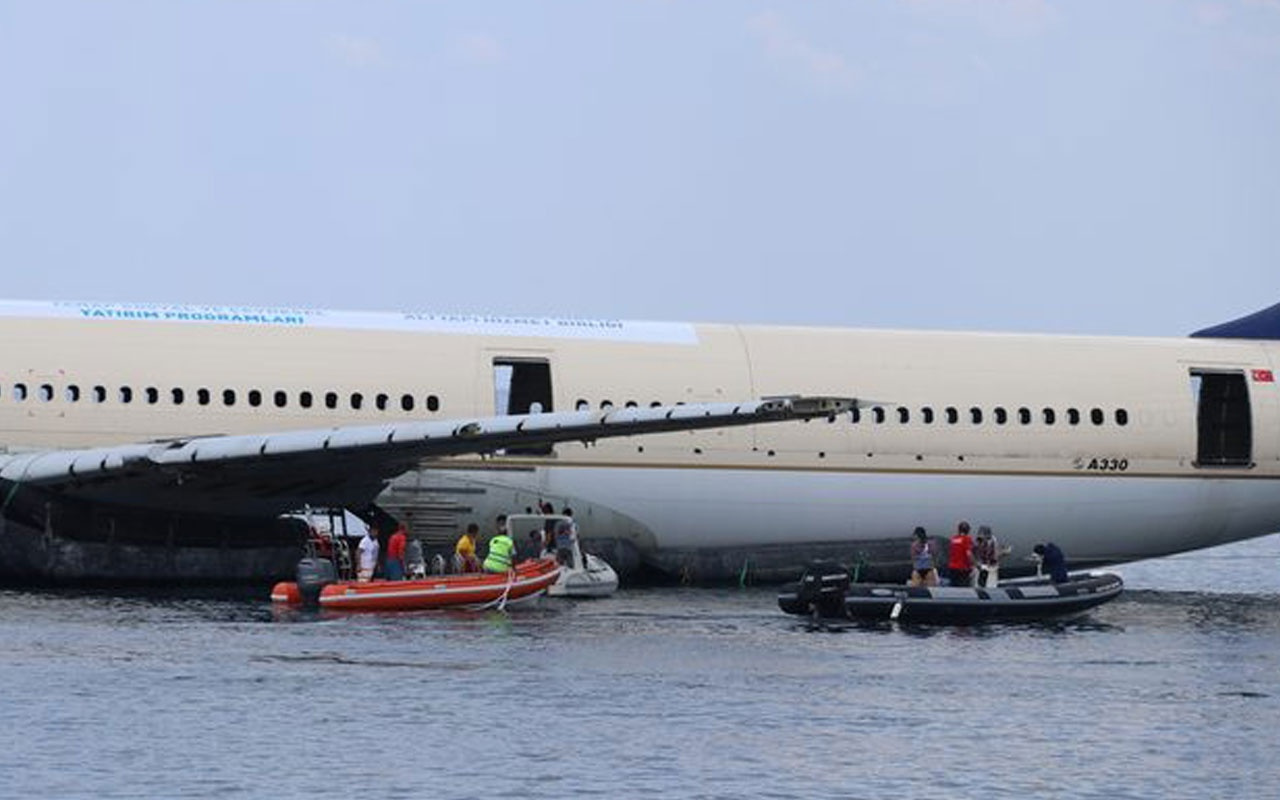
[{"xmin": 1191, "ymin": 302, "xmax": 1280, "ymax": 340}]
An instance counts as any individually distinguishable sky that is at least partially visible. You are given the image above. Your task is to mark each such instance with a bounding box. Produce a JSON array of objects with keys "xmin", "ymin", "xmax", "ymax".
[{"xmin": 0, "ymin": 1, "xmax": 1277, "ymax": 337}]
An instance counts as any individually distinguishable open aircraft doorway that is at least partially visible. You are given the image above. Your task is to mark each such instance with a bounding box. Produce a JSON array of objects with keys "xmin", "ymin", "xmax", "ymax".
[
  {"xmin": 493, "ymin": 357, "xmax": 555, "ymax": 456},
  {"xmin": 1190, "ymin": 369, "xmax": 1253, "ymax": 468}
]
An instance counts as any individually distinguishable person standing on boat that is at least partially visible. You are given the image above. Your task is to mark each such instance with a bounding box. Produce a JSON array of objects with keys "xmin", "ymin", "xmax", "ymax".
[
  {"xmin": 909, "ymin": 527, "xmax": 938, "ymax": 587},
  {"xmin": 1033, "ymin": 542, "xmax": 1069, "ymax": 583},
  {"xmin": 483, "ymin": 516, "xmax": 516, "ymax": 574},
  {"xmin": 539, "ymin": 501, "xmax": 557, "ymax": 554},
  {"xmin": 385, "ymin": 523, "xmax": 408, "ymax": 581},
  {"xmin": 973, "ymin": 525, "xmax": 1002, "ymax": 587},
  {"xmin": 553, "ymin": 519, "xmax": 576, "ymax": 567},
  {"xmin": 357, "ymin": 525, "xmax": 380, "ymax": 583},
  {"xmin": 947, "ymin": 521, "xmax": 974, "ymax": 587}
]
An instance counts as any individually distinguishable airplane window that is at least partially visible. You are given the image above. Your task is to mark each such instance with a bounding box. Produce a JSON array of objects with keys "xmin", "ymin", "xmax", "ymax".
[
  {"xmin": 426, "ymin": 395, "xmax": 440, "ymax": 412},
  {"xmin": 576, "ymin": 399, "xmax": 589, "ymax": 411},
  {"xmin": 649, "ymin": 401, "xmax": 662, "ymax": 408},
  {"xmin": 376, "ymin": 393, "xmax": 389, "ymax": 411},
  {"xmin": 248, "ymin": 390, "xmax": 262, "ymax": 408},
  {"xmin": 92, "ymin": 385, "xmax": 106, "ymax": 403},
  {"xmin": 197, "ymin": 388, "xmax": 211, "ymax": 406},
  {"xmin": 274, "ymin": 390, "xmax": 287, "ymax": 408},
  {"xmin": 325, "ymin": 392, "xmax": 338, "ymax": 410},
  {"xmin": 1043, "ymin": 408, "xmax": 1056, "ymax": 425},
  {"xmin": 400, "ymin": 394, "xmax": 414, "ymax": 412},
  {"xmin": 873, "ymin": 406, "xmax": 885, "ymax": 424},
  {"xmin": 65, "ymin": 385, "xmax": 81, "ymax": 402},
  {"xmin": 600, "ymin": 400, "xmax": 614, "ymax": 410},
  {"xmin": 1115, "ymin": 409, "xmax": 1129, "ymax": 426},
  {"xmin": 921, "ymin": 407, "xmax": 934, "ymax": 424},
  {"xmin": 350, "ymin": 393, "xmax": 364, "ymax": 410},
  {"xmin": 223, "ymin": 389, "xmax": 236, "ymax": 406},
  {"xmin": 945, "ymin": 407, "xmax": 959, "ymax": 424},
  {"xmin": 119, "ymin": 386, "xmax": 133, "ymax": 404},
  {"xmin": 14, "ymin": 383, "xmax": 27, "ymax": 401},
  {"xmin": 626, "ymin": 401, "xmax": 638, "ymax": 409},
  {"xmin": 1068, "ymin": 408, "xmax": 1081, "ymax": 425},
  {"xmin": 994, "ymin": 407, "xmax": 1008, "ymax": 425},
  {"xmin": 1090, "ymin": 408, "xmax": 1104, "ymax": 426},
  {"xmin": 1019, "ymin": 407, "xmax": 1032, "ymax": 425},
  {"xmin": 850, "ymin": 407, "xmax": 861, "ymax": 423},
  {"xmin": 970, "ymin": 407, "xmax": 983, "ymax": 424},
  {"xmin": 300, "ymin": 391, "xmax": 313, "ymax": 409},
  {"xmin": 897, "ymin": 407, "xmax": 910, "ymax": 424},
  {"xmin": 145, "ymin": 387, "xmax": 159, "ymax": 404},
  {"xmin": 171, "ymin": 388, "xmax": 184, "ymax": 405},
  {"xmin": 39, "ymin": 384, "xmax": 53, "ymax": 402}
]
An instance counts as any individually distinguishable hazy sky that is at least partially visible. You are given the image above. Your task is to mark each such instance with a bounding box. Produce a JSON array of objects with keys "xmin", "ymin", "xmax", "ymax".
[{"xmin": 1, "ymin": 1, "xmax": 1277, "ymax": 336}]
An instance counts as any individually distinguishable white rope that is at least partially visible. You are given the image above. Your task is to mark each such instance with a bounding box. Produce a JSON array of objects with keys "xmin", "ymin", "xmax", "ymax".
[
  {"xmin": 496, "ymin": 569, "xmax": 515, "ymax": 611},
  {"xmin": 470, "ymin": 569, "xmax": 518, "ymax": 612}
]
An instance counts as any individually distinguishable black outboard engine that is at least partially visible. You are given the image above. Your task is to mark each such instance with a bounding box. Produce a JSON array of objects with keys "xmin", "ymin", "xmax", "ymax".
[
  {"xmin": 296, "ymin": 557, "xmax": 338, "ymax": 608},
  {"xmin": 792, "ymin": 560, "xmax": 851, "ymax": 619}
]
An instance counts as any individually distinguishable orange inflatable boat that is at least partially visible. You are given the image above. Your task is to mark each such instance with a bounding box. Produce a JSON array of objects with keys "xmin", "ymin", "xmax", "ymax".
[{"xmin": 271, "ymin": 557, "xmax": 563, "ymax": 612}]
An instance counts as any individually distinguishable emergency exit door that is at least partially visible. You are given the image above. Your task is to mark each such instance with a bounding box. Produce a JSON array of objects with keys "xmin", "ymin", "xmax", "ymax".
[{"xmin": 1191, "ymin": 369, "xmax": 1252, "ymax": 467}]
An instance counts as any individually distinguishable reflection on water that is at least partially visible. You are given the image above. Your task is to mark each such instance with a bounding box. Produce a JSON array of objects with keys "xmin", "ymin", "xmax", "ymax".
[{"xmin": 0, "ymin": 536, "xmax": 1277, "ymax": 799}]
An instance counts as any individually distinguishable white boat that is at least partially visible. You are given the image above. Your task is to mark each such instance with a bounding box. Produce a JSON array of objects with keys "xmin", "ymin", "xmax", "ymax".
[
  {"xmin": 508, "ymin": 513, "xmax": 619, "ymax": 598},
  {"xmin": 549, "ymin": 551, "xmax": 619, "ymax": 598}
]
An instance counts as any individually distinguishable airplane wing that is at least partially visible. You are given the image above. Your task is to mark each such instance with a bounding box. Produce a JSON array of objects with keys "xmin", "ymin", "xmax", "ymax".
[{"xmin": 0, "ymin": 395, "xmax": 852, "ymax": 517}]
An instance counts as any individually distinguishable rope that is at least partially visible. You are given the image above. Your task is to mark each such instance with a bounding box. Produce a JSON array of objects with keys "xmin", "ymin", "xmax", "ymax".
[
  {"xmin": 496, "ymin": 569, "xmax": 515, "ymax": 611},
  {"xmin": 850, "ymin": 551, "xmax": 869, "ymax": 584},
  {"xmin": 472, "ymin": 568, "xmax": 519, "ymax": 612}
]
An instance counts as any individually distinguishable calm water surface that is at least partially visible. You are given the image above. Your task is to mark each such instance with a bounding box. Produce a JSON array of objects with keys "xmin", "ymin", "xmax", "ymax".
[{"xmin": 2, "ymin": 535, "xmax": 1278, "ymax": 799}]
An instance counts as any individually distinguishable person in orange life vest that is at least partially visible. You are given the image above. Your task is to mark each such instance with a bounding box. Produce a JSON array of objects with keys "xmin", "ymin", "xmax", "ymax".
[
  {"xmin": 947, "ymin": 521, "xmax": 974, "ymax": 587},
  {"xmin": 385, "ymin": 523, "xmax": 408, "ymax": 581}
]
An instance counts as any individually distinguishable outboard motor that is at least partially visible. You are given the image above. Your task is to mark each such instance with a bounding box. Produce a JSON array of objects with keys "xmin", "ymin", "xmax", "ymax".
[
  {"xmin": 296, "ymin": 557, "xmax": 338, "ymax": 608},
  {"xmin": 793, "ymin": 560, "xmax": 851, "ymax": 619}
]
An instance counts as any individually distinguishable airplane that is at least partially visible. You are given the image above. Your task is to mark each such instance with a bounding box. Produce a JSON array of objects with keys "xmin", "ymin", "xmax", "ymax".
[{"xmin": 0, "ymin": 298, "xmax": 1277, "ymax": 585}]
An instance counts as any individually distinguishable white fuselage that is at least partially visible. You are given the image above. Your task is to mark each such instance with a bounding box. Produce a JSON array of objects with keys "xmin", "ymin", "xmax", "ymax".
[{"xmin": 2, "ymin": 301, "xmax": 1278, "ymax": 579}]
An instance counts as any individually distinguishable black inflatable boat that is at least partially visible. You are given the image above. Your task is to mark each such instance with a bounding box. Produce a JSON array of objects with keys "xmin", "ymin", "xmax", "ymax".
[{"xmin": 778, "ymin": 561, "xmax": 1124, "ymax": 624}]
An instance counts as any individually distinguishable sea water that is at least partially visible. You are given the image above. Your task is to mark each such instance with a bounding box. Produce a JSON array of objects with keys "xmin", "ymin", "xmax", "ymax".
[{"xmin": 1, "ymin": 535, "xmax": 1277, "ymax": 799}]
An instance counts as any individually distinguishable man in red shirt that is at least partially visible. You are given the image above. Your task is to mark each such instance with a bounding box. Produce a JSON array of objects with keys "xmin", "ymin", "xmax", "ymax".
[
  {"xmin": 947, "ymin": 521, "xmax": 974, "ymax": 587},
  {"xmin": 385, "ymin": 523, "xmax": 408, "ymax": 581}
]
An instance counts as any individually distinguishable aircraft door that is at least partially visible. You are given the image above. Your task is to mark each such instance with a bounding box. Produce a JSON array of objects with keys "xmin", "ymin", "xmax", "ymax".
[
  {"xmin": 492, "ymin": 356, "xmax": 554, "ymax": 456},
  {"xmin": 1190, "ymin": 369, "xmax": 1253, "ymax": 468}
]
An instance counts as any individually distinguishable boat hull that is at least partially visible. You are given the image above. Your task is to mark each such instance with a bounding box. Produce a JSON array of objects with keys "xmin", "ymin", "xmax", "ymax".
[
  {"xmin": 779, "ymin": 572, "xmax": 1124, "ymax": 624},
  {"xmin": 546, "ymin": 554, "xmax": 619, "ymax": 598},
  {"xmin": 271, "ymin": 558, "xmax": 562, "ymax": 612}
]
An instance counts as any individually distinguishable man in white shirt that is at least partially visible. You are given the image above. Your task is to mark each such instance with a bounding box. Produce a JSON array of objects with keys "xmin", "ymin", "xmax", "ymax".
[{"xmin": 357, "ymin": 527, "xmax": 380, "ymax": 582}]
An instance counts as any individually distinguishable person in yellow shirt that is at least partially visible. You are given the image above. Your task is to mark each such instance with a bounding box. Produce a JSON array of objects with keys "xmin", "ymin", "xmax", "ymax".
[{"xmin": 454, "ymin": 523, "xmax": 480, "ymax": 573}]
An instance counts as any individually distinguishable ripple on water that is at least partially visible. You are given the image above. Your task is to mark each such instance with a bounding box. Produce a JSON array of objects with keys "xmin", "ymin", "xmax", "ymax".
[{"xmin": 1, "ymin": 557, "xmax": 1278, "ymax": 798}]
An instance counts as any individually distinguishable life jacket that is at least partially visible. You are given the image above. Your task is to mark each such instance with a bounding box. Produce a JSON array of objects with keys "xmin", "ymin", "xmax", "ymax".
[{"xmin": 484, "ymin": 534, "xmax": 515, "ymax": 572}]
